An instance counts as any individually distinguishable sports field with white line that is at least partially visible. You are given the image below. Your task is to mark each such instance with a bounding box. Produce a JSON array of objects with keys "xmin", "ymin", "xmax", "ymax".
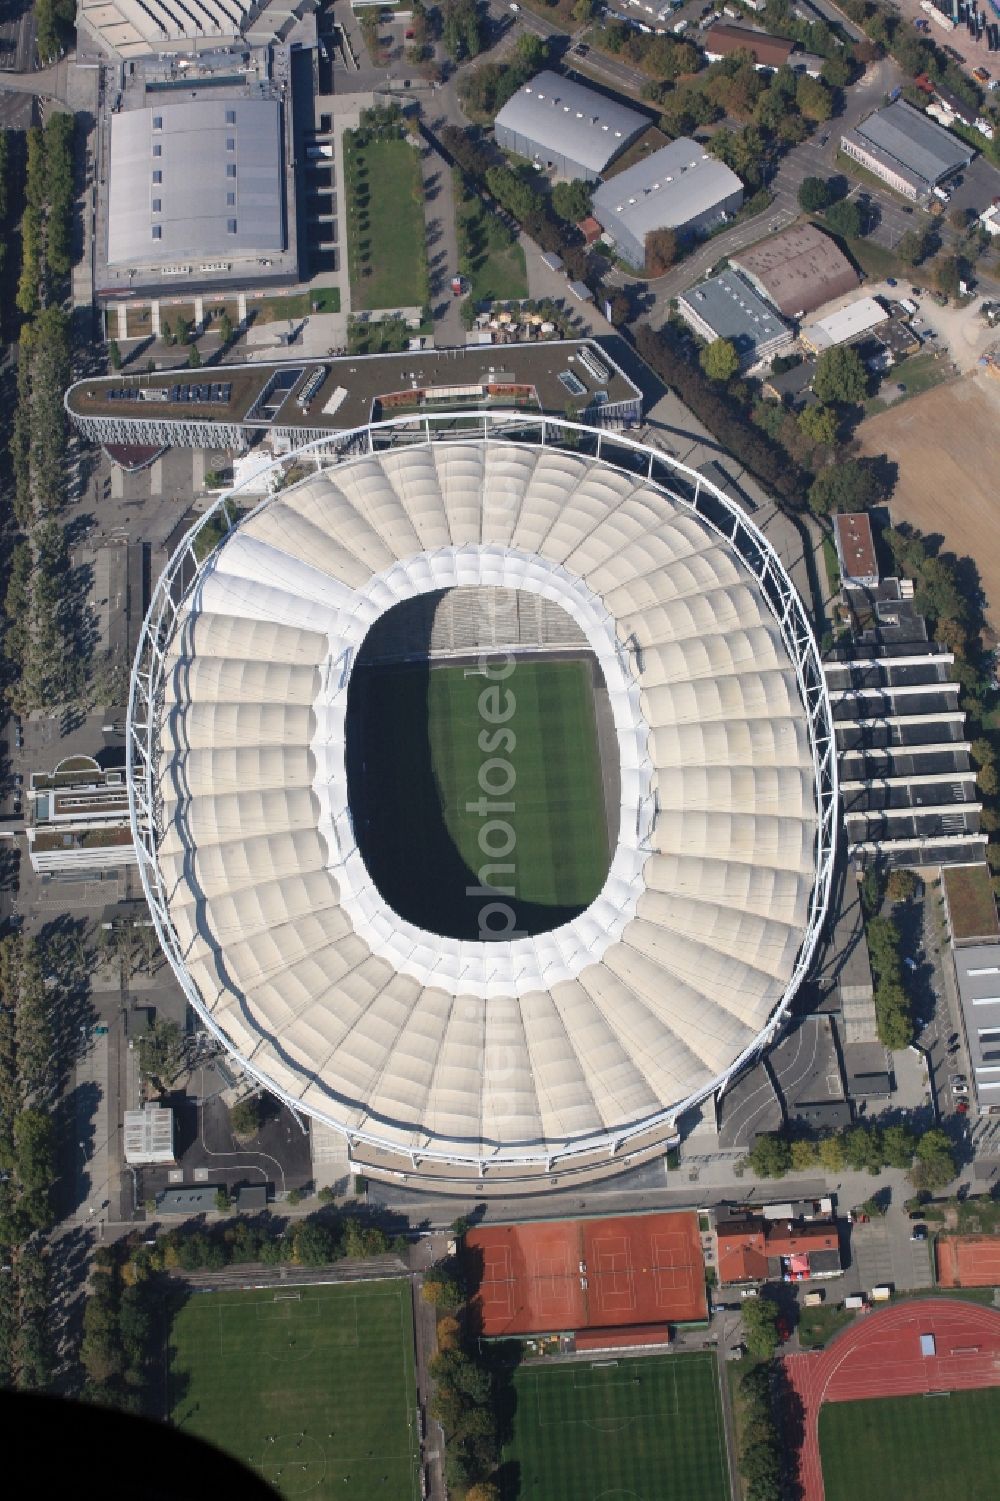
[
  {"xmin": 500, "ymin": 1351, "xmax": 729, "ymax": 1501},
  {"xmin": 168, "ymin": 1280, "xmax": 419, "ymax": 1500}
]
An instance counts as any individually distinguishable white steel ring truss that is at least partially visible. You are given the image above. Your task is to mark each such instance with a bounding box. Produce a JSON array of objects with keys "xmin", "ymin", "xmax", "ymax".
[{"xmin": 126, "ymin": 414, "xmax": 838, "ymax": 1171}]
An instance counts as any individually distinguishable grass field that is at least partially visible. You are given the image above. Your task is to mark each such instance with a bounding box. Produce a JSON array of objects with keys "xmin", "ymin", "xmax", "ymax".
[
  {"xmin": 500, "ymin": 1353, "xmax": 730, "ymax": 1501},
  {"xmin": 456, "ymin": 187, "xmax": 528, "ymax": 304},
  {"xmin": 819, "ymin": 1388, "xmax": 1000, "ymax": 1501},
  {"xmin": 346, "ymin": 133, "xmax": 427, "ymax": 311},
  {"xmin": 348, "ymin": 657, "xmax": 609, "ymax": 939},
  {"xmin": 167, "ymin": 1281, "xmax": 419, "ymax": 1501}
]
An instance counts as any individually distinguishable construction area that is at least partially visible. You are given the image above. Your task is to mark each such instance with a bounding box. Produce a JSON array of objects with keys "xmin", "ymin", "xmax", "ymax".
[{"xmin": 858, "ymin": 362, "xmax": 1000, "ymax": 632}]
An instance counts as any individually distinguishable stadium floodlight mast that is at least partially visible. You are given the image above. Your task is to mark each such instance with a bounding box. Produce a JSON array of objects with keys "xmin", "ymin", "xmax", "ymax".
[{"xmin": 127, "ymin": 411, "xmax": 837, "ymax": 1185}]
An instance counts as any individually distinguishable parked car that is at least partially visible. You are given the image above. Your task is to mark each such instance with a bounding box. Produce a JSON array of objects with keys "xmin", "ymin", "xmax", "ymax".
[
  {"xmin": 908, "ymin": 1210, "xmax": 925, "ymax": 1221},
  {"xmin": 886, "ymin": 277, "xmax": 898, "ymax": 287},
  {"xmin": 739, "ymin": 1287, "xmax": 759, "ymax": 1299},
  {"xmin": 956, "ymin": 1099, "xmax": 969, "ymax": 1115},
  {"xmin": 911, "ymin": 1224, "xmax": 928, "ymax": 1242},
  {"xmin": 950, "ymin": 1073, "xmax": 967, "ymax": 1086},
  {"xmin": 952, "ymin": 1082, "xmax": 969, "ymax": 1096}
]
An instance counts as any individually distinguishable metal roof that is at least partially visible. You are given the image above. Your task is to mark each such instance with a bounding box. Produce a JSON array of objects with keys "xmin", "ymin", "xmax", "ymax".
[
  {"xmin": 731, "ymin": 223, "xmax": 859, "ymax": 318},
  {"xmin": 494, "ymin": 71, "xmax": 646, "ymax": 175},
  {"xmin": 107, "ymin": 98, "xmax": 284, "ymax": 267},
  {"xmin": 801, "ymin": 296, "xmax": 888, "ymax": 352},
  {"xmin": 592, "ymin": 140, "xmax": 743, "ymax": 239},
  {"xmin": 851, "ymin": 99, "xmax": 973, "ymax": 189},
  {"xmin": 954, "ymin": 939, "xmax": 1000, "ymax": 1103},
  {"xmin": 678, "ymin": 269, "xmax": 790, "ymax": 362}
]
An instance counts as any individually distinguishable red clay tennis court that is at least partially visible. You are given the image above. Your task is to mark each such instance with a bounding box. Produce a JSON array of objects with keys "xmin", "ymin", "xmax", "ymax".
[
  {"xmin": 784, "ymin": 1299, "xmax": 1000, "ymax": 1501},
  {"xmin": 468, "ymin": 1211, "xmax": 707, "ymax": 1340},
  {"xmin": 936, "ymin": 1235, "xmax": 1000, "ymax": 1288}
]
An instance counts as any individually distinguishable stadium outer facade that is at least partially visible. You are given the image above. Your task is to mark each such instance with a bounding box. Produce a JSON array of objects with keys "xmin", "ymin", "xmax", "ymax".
[{"xmin": 128, "ymin": 414, "xmax": 837, "ymax": 1194}]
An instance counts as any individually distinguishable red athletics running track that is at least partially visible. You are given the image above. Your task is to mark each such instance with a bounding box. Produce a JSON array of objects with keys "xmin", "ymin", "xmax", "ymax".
[{"xmin": 784, "ymin": 1299, "xmax": 1000, "ymax": 1501}]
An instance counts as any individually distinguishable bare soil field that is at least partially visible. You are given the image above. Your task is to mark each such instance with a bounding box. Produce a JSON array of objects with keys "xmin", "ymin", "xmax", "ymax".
[{"xmin": 858, "ymin": 372, "xmax": 1000, "ymax": 630}]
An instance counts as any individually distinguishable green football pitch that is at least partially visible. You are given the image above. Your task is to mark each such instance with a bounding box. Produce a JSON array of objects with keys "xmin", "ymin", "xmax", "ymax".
[
  {"xmin": 167, "ymin": 1280, "xmax": 419, "ymax": 1501},
  {"xmin": 500, "ymin": 1353, "xmax": 730, "ymax": 1501},
  {"xmin": 819, "ymin": 1388, "xmax": 1000, "ymax": 1501},
  {"xmin": 347, "ymin": 657, "xmax": 610, "ymax": 940}
]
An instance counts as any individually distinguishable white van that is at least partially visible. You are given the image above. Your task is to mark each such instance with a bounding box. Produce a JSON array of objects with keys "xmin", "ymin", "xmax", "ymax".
[{"xmin": 673, "ymin": 16, "xmax": 688, "ymax": 30}]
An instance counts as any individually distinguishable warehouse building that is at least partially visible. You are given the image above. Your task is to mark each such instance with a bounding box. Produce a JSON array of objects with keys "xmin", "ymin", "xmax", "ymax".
[
  {"xmin": 493, "ymin": 71, "xmax": 646, "ymax": 182},
  {"xmin": 702, "ymin": 22, "xmax": 795, "ymax": 70},
  {"xmin": 800, "ymin": 295, "xmax": 888, "ymax": 353},
  {"xmin": 841, "ymin": 99, "xmax": 973, "ymax": 203},
  {"xmin": 592, "ymin": 140, "xmax": 743, "ymax": 270},
  {"xmin": 677, "ymin": 268, "xmax": 793, "ymax": 371},
  {"xmin": 731, "ymin": 223, "xmax": 859, "ymax": 319},
  {"xmin": 102, "ymin": 97, "xmax": 296, "ymax": 298}
]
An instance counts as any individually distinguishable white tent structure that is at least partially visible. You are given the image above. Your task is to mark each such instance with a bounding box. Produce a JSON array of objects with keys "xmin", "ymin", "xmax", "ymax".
[{"xmin": 130, "ymin": 417, "xmax": 836, "ymax": 1190}]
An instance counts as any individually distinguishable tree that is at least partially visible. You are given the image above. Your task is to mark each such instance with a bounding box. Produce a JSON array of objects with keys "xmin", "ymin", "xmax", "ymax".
[
  {"xmin": 700, "ymin": 338, "xmax": 740, "ymax": 383},
  {"xmin": 932, "ymin": 254, "xmax": 963, "ymax": 299},
  {"xmin": 214, "ymin": 1188, "xmax": 230, "ymax": 1213},
  {"xmin": 218, "ymin": 310, "xmax": 234, "ymax": 345},
  {"xmin": 808, "ymin": 458, "xmax": 881, "ymax": 516},
  {"xmin": 796, "ymin": 74, "xmax": 833, "ymax": 121},
  {"xmin": 790, "ymin": 1137, "xmax": 819, "ymax": 1170},
  {"xmin": 108, "ymin": 340, "xmax": 122, "ymax": 371},
  {"xmin": 824, "ymin": 198, "xmax": 862, "ymax": 239},
  {"xmin": 896, "ymin": 228, "xmax": 927, "ymax": 267},
  {"xmin": 187, "ymin": 343, "xmax": 202, "ymax": 369},
  {"xmin": 817, "ymin": 1133, "xmax": 845, "ymax": 1172},
  {"xmin": 551, "ymin": 178, "xmax": 591, "ymax": 224},
  {"xmin": 645, "ymin": 227, "xmax": 679, "ymax": 276},
  {"xmin": 909, "ymin": 1128, "xmax": 956, "ymax": 1191},
  {"xmin": 882, "ymin": 1123, "xmax": 918, "ymax": 1169},
  {"xmin": 813, "ymin": 344, "xmax": 868, "ymax": 404},
  {"xmin": 229, "ymin": 1095, "xmax": 262, "ymax": 1138},
  {"xmin": 138, "ymin": 1019, "xmax": 183, "ymax": 1085},
  {"xmin": 466, "ymin": 1485, "xmax": 501, "ymax": 1501},
  {"xmin": 798, "ymin": 403, "xmax": 838, "ymax": 445},
  {"xmin": 742, "ymin": 1297, "xmax": 781, "ymax": 1359},
  {"xmin": 747, "ymin": 1133, "xmax": 792, "ymax": 1178},
  {"xmin": 423, "ymin": 1259, "xmax": 465, "ymax": 1311},
  {"xmin": 887, "ymin": 869, "xmax": 919, "ymax": 904},
  {"xmin": 798, "ymin": 176, "xmax": 831, "ymax": 212}
]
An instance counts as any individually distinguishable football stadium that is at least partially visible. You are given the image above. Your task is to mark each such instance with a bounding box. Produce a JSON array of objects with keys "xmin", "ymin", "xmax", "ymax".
[{"xmin": 128, "ymin": 414, "xmax": 836, "ymax": 1191}]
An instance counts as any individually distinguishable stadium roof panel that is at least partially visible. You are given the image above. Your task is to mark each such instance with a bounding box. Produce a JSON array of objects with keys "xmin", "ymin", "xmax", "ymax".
[{"xmin": 130, "ymin": 426, "xmax": 834, "ymax": 1178}]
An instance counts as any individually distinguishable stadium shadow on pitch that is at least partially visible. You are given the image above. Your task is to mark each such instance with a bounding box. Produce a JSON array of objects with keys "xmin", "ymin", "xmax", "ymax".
[{"xmin": 346, "ymin": 600, "xmax": 606, "ymax": 942}]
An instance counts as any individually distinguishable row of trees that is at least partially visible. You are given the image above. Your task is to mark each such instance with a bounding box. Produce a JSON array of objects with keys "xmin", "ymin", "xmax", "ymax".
[
  {"xmin": 0, "ymin": 937, "xmax": 57, "ymax": 1390},
  {"xmin": 80, "ymin": 1249, "xmax": 158, "ymax": 1411},
  {"xmin": 635, "ymin": 321, "xmax": 808, "ymax": 507},
  {"xmin": 35, "ymin": 0, "xmax": 76, "ymax": 64},
  {"xmin": 422, "ymin": 1255, "xmax": 503, "ymax": 1498},
  {"xmin": 17, "ymin": 114, "xmax": 74, "ymax": 317},
  {"xmin": 866, "ymin": 910, "xmax": 915, "ymax": 1051},
  {"xmin": 736, "ymin": 1359, "xmax": 782, "ymax": 1501},
  {"xmin": 746, "ymin": 1120, "xmax": 957, "ymax": 1190}
]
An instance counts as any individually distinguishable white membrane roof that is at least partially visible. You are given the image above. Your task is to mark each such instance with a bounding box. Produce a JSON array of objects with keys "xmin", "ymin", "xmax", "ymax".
[{"xmin": 152, "ymin": 442, "xmax": 819, "ymax": 1162}]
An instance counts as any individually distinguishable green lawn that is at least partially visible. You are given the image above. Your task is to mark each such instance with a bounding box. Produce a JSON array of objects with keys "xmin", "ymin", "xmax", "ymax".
[
  {"xmin": 167, "ymin": 1281, "xmax": 419, "ymax": 1501},
  {"xmin": 501, "ymin": 1352, "xmax": 730, "ymax": 1501},
  {"xmin": 346, "ymin": 133, "xmax": 427, "ymax": 310},
  {"xmin": 797, "ymin": 1302, "xmax": 855, "ymax": 1350},
  {"xmin": 820, "ymin": 1388, "xmax": 1000, "ymax": 1501},
  {"xmin": 456, "ymin": 189, "xmax": 528, "ymax": 304},
  {"xmin": 347, "ymin": 656, "xmax": 609, "ymax": 939},
  {"xmin": 254, "ymin": 286, "xmax": 341, "ymax": 323}
]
